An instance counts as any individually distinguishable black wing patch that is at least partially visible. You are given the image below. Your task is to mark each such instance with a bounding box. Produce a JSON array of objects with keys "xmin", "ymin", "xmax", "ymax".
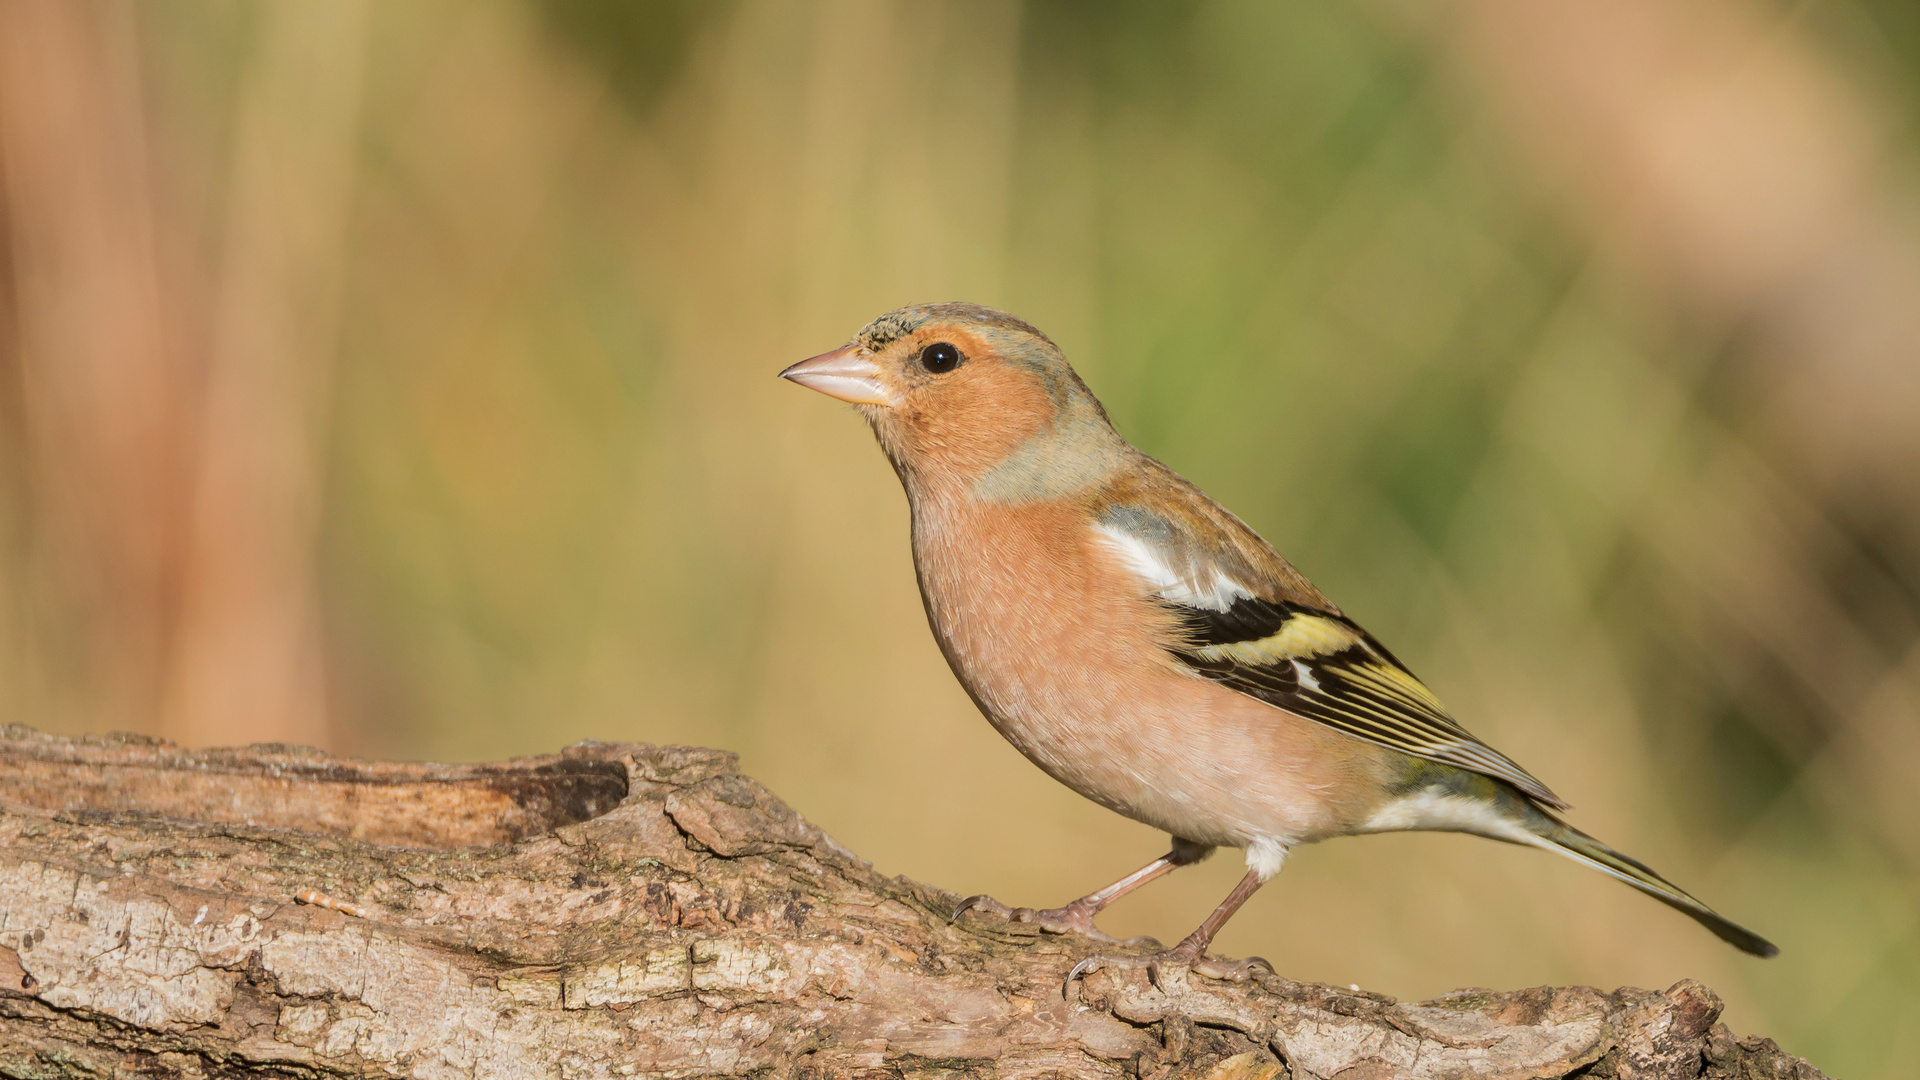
[{"xmin": 1166, "ymin": 596, "xmax": 1568, "ymax": 809}]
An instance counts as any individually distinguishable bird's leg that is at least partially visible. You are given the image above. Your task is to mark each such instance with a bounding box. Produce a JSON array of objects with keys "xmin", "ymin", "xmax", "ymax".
[
  {"xmin": 954, "ymin": 838, "xmax": 1213, "ymax": 944},
  {"xmin": 1064, "ymin": 866, "xmax": 1274, "ymax": 997},
  {"xmin": 1147, "ymin": 867, "xmax": 1274, "ymax": 982}
]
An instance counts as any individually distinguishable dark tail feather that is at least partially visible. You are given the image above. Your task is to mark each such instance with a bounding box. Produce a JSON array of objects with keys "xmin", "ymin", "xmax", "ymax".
[{"xmin": 1532, "ymin": 820, "xmax": 1778, "ymax": 958}]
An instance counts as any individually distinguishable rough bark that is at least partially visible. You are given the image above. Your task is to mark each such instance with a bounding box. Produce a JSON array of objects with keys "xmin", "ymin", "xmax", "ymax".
[{"xmin": 0, "ymin": 727, "xmax": 1823, "ymax": 1080}]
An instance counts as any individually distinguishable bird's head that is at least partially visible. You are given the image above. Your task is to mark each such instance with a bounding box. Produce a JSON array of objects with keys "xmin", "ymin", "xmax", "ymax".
[{"xmin": 781, "ymin": 302, "xmax": 1126, "ymax": 499}]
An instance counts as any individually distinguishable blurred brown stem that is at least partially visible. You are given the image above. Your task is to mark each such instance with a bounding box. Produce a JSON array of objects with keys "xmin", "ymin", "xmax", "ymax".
[
  {"xmin": 0, "ymin": 0, "xmax": 365, "ymax": 748},
  {"xmin": 0, "ymin": 0, "xmax": 190, "ymax": 736},
  {"xmin": 160, "ymin": 1, "xmax": 367, "ymax": 749}
]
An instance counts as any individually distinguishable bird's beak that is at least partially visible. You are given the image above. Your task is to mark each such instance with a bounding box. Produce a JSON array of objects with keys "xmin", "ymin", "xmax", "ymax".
[{"xmin": 779, "ymin": 346, "xmax": 894, "ymax": 406}]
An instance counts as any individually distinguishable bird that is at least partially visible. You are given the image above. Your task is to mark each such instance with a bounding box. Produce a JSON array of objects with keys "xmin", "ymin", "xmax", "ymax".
[{"xmin": 779, "ymin": 301, "xmax": 1777, "ymax": 987}]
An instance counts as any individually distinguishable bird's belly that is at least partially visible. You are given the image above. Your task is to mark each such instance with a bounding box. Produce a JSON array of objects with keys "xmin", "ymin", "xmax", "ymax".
[{"xmin": 963, "ymin": 649, "xmax": 1367, "ymax": 847}]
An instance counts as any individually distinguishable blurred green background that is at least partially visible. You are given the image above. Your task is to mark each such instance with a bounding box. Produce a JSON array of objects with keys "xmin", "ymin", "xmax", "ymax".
[{"xmin": 3, "ymin": 2, "xmax": 1918, "ymax": 1073}]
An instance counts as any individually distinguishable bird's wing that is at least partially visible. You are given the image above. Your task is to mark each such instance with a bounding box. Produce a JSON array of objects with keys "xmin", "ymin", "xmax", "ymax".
[{"xmin": 1092, "ymin": 487, "xmax": 1568, "ymax": 810}]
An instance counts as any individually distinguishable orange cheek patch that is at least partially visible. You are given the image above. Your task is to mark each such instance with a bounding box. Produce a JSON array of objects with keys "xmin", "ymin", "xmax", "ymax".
[
  {"xmin": 920, "ymin": 367, "xmax": 1056, "ymax": 478},
  {"xmin": 888, "ymin": 325, "xmax": 1060, "ymax": 481}
]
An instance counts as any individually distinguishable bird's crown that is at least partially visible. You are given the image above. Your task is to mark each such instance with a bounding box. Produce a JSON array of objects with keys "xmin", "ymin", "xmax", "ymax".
[{"xmin": 855, "ymin": 302, "xmax": 1056, "ymax": 355}]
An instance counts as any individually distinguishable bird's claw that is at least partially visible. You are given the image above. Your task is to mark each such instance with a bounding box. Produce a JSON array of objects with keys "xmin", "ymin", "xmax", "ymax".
[
  {"xmin": 951, "ymin": 893, "xmax": 1132, "ymax": 943},
  {"xmin": 952, "ymin": 893, "xmax": 1014, "ymax": 922},
  {"xmin": 1063, "ymin": 954, "xmax": 1111, "ymax": 999},
  {"xmin": 1062, "ymin": 948, "xmax": 1275, "ymax": 1001},
  {"xmin": 1183, "ymin": 953, "xmax": 1274, "ymax": 983}
]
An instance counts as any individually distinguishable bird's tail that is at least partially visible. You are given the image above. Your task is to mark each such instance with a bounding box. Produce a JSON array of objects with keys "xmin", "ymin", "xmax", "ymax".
[{"xmin": 1524, "ymin": 816, "xmax": 1778, "ymax": 958}]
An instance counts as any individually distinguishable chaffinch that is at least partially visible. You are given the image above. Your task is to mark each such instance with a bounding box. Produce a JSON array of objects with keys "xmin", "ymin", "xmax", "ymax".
[{"xmin": 781, "ymin": 302, "xmax": 1776, "ymax": 985}]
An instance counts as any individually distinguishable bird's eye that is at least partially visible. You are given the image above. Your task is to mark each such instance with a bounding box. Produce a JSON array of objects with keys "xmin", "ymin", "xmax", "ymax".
[{"xmin": 919, "ymin": 342, "xmax": 963, "ymax": 374}]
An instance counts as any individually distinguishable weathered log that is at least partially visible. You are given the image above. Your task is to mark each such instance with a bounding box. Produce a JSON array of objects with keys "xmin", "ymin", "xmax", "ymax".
[{"xmin": 0, "ymin": 726, "xmax": 1824, "ymax": 1079}]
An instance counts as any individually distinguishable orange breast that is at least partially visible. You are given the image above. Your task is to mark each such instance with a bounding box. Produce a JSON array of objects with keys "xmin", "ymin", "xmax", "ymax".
[{"xmin": 907, "ymin": 494, "xmax": 1388, "ymax": 848}]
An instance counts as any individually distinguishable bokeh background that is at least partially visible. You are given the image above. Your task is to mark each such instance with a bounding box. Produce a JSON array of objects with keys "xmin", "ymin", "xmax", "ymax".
[{"xmin": 2, "ymin": 1, "xmax": 1917, "ymax": 1072}]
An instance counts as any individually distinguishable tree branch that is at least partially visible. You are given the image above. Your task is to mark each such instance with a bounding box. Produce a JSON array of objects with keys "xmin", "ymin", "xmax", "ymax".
[{"xmin": 0, "ymin": 727, "xmax": 1822, "ymax": 1079}]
